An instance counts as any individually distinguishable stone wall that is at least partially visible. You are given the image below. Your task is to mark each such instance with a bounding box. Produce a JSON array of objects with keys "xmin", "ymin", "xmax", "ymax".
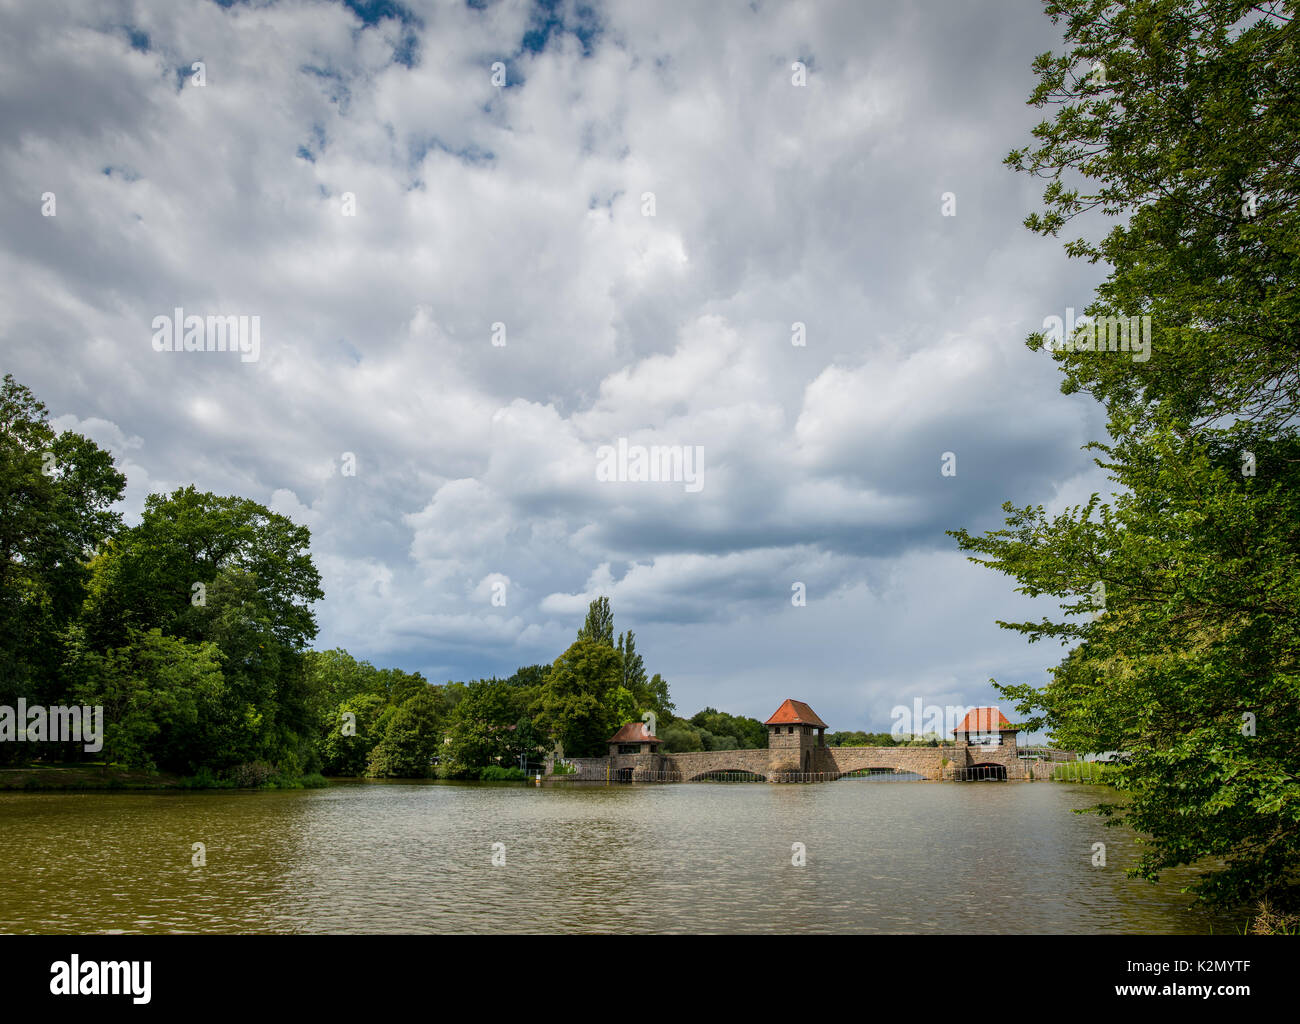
[
  {"xmin": 816, "ymin": 745, "xmax": 947, "ymax": 780},
  {"xmin": 669, "ymin": 749, "xmax": 772, "ymax": 779},
  {"xmin": 560, "ymin": 737, "xmax": 1047, "ymax": 782}
]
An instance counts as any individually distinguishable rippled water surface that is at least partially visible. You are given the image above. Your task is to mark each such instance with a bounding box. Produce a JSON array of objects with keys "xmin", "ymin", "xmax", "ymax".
[{"xmin": 0, "ymin": 780, "xmax": 1239, "ymax": 933}]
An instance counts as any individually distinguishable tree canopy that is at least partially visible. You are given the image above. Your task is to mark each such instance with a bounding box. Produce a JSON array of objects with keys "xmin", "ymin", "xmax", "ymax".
[
  {"xmin": 952, "ymin": 0, "xmax": 1300, "ymax": 912},
  {"xmin": 0, "ymin": 374, "xmax": 125, "ymax": 728}
]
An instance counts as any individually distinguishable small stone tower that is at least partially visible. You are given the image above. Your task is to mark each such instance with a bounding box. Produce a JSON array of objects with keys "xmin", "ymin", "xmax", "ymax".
[
  {"xmin": 765, "ymin": 699, "xmax": 828, "ymax": 774},
  {"xmin": 951, "ymin": 706, "xmax": 1024, "ymax": 779}
]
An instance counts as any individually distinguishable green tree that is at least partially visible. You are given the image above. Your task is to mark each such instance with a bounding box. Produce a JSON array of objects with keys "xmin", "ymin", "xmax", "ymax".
[
  {"xmin": 319, "ymin": 692, "xmax": 388, "ymax": 776},
  {"xmin": 660, "ymin": 720, "xmax": 704, "ymax": 753},
  {"xmin": 953, "ymin": 0, "xmax": 1300, "ymax": 912},
  {"xmin": 0, "ymin": 375, "xmax": 125, "ymax": 724},
  {"xmin": 504, "ymin": 664, "xmax": 551, "ymax": 690},
  {"xmin": 617, "ymin": 629, "xmax": 646, "ymax": 694},
  {"xmin": 366, "ymin": 688, "xmax": 446, "ymax": 778},
  {"xmin": 448, "ymin": 678, "xmax": 542, "ymax": 769},
  {"xmin": 1006, "ymin": 1, "xmax": 1299, "ymax": 441},
  {"xmin": 645, "ymin": 672, "xmax": 675, "ymax": 724},
  {"xmin": 690, "ymin": 708, "xmax": 767, "ymax": 749},
  {"xmin": 576, "ymin": 596, "xmax": 615, "ymax": 647},
  {"xmin": 303, "ymin": 648, "xmax": 386, "ymax": 727},
  {"xmin": 606, "ymin": 684, "xmax": 639, "ymax": 732},
  {"xmin": 73, "ymin": 629, "xmax": 224, "ymax": 771},
  {"xmin": 81, "ymin": 486, "xmax": 324, "ymax": 772},
  {"xmin": 537, "ymin": 639, "xmax": 623, "ymax": 757},
  {"xmin": 82, "ymin": 486, "xmax": 321, "ymax": 653}
]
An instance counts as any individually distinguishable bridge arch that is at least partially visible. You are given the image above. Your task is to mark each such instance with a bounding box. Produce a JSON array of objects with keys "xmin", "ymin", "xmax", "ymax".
[
  {"xmin": 836, "ymin": 767, "xmax": 925, "ymax": 781},
  {"xmin": 687, "ymin": 769, "xmax": 767, "ymax": 782}
]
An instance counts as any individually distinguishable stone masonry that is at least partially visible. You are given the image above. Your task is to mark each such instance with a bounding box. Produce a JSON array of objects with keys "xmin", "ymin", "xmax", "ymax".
[
  {"xmin": 562, "ymin": 739, "xmax": 1031, "ymax": 782},
  {"xmin": 558, "ymin": 701, "xmax": 1036, "ymax": 782}
]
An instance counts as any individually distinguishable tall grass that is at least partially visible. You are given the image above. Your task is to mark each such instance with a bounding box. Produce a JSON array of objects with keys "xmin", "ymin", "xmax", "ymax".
[{"xmin": 1052, "ymin": 761, "xmax": 1116, "ymax": 784}]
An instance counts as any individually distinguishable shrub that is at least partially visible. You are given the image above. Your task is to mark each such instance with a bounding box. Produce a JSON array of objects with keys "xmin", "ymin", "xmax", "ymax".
[
  {"xmin": 180, "ymin": 766, "xmax": 229, "ymax": 789},
  {"xmin": 1249, "ymin": 901, "xmax": 1300, "ymax": 935},
  {"xmin": 226, "ymin": 761, "xmax": 277, "ymax": 788},
  {"xmin": 478, "ymin": 765, "xmax": 526, "ymax": 781}
]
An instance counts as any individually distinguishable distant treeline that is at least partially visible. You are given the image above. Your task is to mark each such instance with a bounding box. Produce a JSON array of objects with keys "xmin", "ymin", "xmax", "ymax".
[{"xmin": 826, "ymin": 732, "xmax": 955, "ymax": 748}]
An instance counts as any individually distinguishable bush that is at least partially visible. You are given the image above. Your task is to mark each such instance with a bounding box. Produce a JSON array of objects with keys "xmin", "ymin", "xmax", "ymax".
[
  {"xmin": 180, "ymin": 766, "xmax": 229, "ymax": 789},
  {"xmin": 550, "ymin": 761, "xmax": 576, "ymax": 775},
  {"xmin": 226, "ymin": 761, "xmax": 277, "ymax": 788},
  {"xmin": 478, "ymin": 765, "xmax": 526, "ymax": 781},
  {"xmin": 478, "ymin": 764, "xmax": 522, "ymax": 779},
  {"xmin": 1249, "ymin": 901, "xmax": 1300, "ymax": 935}
]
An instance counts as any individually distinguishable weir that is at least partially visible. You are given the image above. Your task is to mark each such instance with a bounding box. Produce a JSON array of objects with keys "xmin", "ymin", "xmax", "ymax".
[{"xmin": 558, "ymin": 699, "xmax": 1062, "ymax": 783}]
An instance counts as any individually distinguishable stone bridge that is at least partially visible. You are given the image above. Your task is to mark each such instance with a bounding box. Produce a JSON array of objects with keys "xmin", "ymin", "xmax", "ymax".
[
  {"xmin": 563, "ymin": 742, "xmax": 1038, "ymax": 782},
  {"xmin": 559, "ymin": 700, "xmax": 1052, "ymax": 783}
]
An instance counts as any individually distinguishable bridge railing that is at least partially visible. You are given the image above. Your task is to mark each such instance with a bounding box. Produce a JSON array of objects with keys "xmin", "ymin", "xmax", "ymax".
[{"xmin": 950, "ymin": 765, "xmax": 1010, "ymax": 781}]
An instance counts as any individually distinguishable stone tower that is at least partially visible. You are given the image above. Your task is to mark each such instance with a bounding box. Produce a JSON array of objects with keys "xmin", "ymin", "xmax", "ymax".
[
  {"xmin": 765, "ymin": 698, "xmax": 828, "ymax": 774},
  {"xmin": 951, "ymin": 706, "xmax": 1025, "ymax": 779}
]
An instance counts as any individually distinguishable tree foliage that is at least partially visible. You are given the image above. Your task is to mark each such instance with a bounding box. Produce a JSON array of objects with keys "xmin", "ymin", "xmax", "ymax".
[
  {"xmin": 953, "ymin": 0, "xmax": 1300, "ymax": 910},
  {"xmin": 366, "ymin": 688, "xmax": 446, "ymax": 778},
  {"xmin": 73, "ymin": 629, "xmax": 224, "ymax": 771},
  {"xmin": 576, "ymin": 595, "xmax": 614, "ymax": 647},
  {"xmin": 0, "ymin": 374, "xmax": 125, "ymax": 723},
  {"xmin": 537, "ymin": 639, "xmax": 625, "ymax": 758}
]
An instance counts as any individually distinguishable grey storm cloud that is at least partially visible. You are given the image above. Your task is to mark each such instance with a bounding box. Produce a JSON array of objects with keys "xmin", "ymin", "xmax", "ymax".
[{"xmin": 0, "ymin": 0, "xmax": 1116, "ymax": 732}]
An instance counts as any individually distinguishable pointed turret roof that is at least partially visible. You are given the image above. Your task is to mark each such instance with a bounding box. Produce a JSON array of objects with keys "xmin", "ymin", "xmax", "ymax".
[{"xmin": 764, "ymin": 699, "xmax": 828, "ymax": 728}]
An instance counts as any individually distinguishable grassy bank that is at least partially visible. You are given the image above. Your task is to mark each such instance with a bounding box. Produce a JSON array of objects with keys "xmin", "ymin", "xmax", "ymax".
[
  {"xmin": 0, "ymin": 763, "xmax": 330, "ymax": 791},
  {"xmin": 1052, "ymin": 761, "xmax": 1118, "ymax": 784}
]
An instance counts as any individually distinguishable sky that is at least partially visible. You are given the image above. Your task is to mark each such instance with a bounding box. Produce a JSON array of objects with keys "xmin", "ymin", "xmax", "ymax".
[{"xmin": 0, "ymin": 0, "xmax": 1120, "ymax": 737}]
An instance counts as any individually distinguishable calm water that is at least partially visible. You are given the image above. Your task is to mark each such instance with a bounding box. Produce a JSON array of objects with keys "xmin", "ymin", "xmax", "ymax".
[{"xmin": 0, "ymin": 780, "xmax": 1240, "ymax": 934}]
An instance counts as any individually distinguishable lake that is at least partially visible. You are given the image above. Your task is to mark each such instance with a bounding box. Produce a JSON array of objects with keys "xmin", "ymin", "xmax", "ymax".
[{"xmin": 0, "ymin": 779, "xmax": 1239, "ymax": 933}]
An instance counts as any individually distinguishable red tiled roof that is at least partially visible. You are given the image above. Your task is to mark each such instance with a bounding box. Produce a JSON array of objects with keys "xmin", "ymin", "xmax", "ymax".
[
  {"xmin": 954, "ymin": 707, "xmax": 1012, "ymax": 733},
  {"xmin": 608, "ymin": 721, "xmax": 660, "ymax": 744},
  {"xmin": 764, "ymin": 699, "xmax": 828, "ymax": 728}
]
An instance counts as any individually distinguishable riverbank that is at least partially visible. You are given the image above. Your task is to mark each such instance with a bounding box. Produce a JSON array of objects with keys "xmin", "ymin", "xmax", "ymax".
[{"xmin": 0, "ymin": 763, "xmax": 329, "ymax": 791}]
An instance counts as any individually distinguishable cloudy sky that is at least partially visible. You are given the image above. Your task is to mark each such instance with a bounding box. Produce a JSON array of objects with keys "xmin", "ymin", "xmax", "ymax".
[{"xmin": 1, "ymin": 0, "xmax": 1117, "ymax": 735}]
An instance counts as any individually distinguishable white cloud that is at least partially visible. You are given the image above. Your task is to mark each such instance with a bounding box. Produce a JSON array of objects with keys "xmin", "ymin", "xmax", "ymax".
[{"xmin": 1, "ymin": 0, "xmax": 1112, "ymax": 728}]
